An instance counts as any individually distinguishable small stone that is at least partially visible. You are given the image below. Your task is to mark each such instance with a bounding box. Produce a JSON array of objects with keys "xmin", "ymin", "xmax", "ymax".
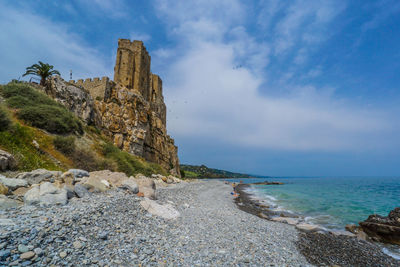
[
  {"xmin": 33, "ymin": 248, "xmax": 43, "ymax": 256},
  {"xmin": 20, "ymin": 251, "xmax": 35, "ymax": 260},
  {"xmin": 59, "ymin": 251, "xmax": 67, "ymax": 258},
  {"xmin": 98, "ymin": 231, "xmax": 108, "ymax": 240},
  {"xmin": 73, "ymin": 241, "xmax": 83, "ymax": 249},
  {"xmin": 0, "ymin": 249, "xmax": 11, "ymax": 259},
  {"xmin": 18, "ymin": 244, "xmax": 29, "ymax": 253}
]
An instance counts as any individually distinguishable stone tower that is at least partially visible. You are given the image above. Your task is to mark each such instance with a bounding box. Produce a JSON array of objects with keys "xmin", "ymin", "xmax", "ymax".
[{"xmin": 114, "ymin": 39, "xmax": 152, "ymax": 101}]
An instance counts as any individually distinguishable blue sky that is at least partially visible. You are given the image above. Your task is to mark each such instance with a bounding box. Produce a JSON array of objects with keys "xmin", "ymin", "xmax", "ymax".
[{"xmin": 1, "ymin": 0, "xmax": 399, "ymax": 176}]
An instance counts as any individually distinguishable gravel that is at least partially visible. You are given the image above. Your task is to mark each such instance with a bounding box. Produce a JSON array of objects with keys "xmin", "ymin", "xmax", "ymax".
[{"xmin": 0, "ymin": 180, "xmax": 312, "ymax": 266}]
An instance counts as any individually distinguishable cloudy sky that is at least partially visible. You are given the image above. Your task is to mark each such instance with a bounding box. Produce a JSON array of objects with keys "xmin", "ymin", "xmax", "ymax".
[{"xmin": 1, "ymin": 0, "xmax": 399, "ymax": 176}]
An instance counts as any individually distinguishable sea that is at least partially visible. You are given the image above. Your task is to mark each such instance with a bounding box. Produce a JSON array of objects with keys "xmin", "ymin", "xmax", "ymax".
[{"xmin": 224, "ymin": 176, "xmax": 400, "ymax": 259}]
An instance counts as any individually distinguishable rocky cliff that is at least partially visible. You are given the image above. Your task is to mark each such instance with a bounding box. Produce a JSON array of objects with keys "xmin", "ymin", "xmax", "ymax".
[{"xmin": 45, "ymin": 39, "xmax": 180, "ymax": 176}]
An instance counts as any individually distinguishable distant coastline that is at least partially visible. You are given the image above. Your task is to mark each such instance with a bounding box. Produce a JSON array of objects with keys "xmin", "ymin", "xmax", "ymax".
[{"xmin": 180, "ymin": 164, "xmax": 268, "ymax": 179}]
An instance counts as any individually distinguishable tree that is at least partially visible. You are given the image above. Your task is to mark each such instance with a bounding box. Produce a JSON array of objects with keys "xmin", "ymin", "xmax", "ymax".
[{"xmin": 22, "ymin": 61, "xmax": 60, "ymax": 86}]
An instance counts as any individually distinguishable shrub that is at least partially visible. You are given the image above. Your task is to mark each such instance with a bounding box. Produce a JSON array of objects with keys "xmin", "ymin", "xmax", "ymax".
[
  {"xmin": 100, "ymin": 142, "xmax": 168, "ymax": 177},
  {"xmin": 0, "ymin": 83, "xmax": 83, "ymax": 134},
  {"xmin": 70, "ymin": 147, "xmax": 116, "ymax": 172},
  {"xmin": 53, "ymin": 136, "xmax": 76, "ymax": 155},
  {"xmin": 18, "ymin": 106, "xmax": 83, "ymax": 134},
  {"xmin": 0, "ymin": 123, "xmax": 60, "ymax": 171},
  {"xmin": 0, "ymin": 105, "xmax": 11, "ymax": 132}
]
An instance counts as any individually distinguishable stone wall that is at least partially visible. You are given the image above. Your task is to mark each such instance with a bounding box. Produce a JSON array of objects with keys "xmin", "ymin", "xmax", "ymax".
[{"xmin": 68, "ymin": 77, "xmax": 113, "ymax": 101}]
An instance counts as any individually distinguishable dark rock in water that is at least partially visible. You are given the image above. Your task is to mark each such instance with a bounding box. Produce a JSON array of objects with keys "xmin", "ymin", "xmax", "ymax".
[
  {"xmin": 345, "ymin": 224, "xmax": 358, "ymax": 234},
  {"xmin": 359, "ymin": 207, "xmax": 400, "ymax": 245}
]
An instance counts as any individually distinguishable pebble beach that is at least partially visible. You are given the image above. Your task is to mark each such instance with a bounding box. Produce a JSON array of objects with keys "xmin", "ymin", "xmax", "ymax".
[{"xmin": 1, "ymin": 180, "xmax": 399, "ymax": 266}]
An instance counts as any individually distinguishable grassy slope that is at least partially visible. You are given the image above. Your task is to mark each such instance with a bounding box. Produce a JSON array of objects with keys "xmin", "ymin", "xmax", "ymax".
[{"xmin": 0, "ymin": 82, "xmax": 168, "ymax": 176}]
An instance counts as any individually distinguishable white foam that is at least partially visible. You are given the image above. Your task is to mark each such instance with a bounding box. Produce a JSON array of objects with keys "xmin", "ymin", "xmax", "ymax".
[{"xmin": 382, "ymin": 248, "xmax": 400, "ymax": 260}]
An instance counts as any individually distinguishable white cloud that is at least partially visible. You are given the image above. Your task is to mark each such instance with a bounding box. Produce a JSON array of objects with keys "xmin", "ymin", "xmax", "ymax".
[
  {"xmin": 130, "ymin": 32, "xmax": 151, "ymax": 42},
  {"xmin": 0, "ymin": 4, "xmax": 111, "ymax": 83},
  {"xmin": 153, "ymin": 0, "xmax": 396, "ymax": 152}
]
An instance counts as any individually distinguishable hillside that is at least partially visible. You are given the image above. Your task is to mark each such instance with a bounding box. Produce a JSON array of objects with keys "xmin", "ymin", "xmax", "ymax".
[
  {"xmin": 180, "ymin": 164, "xmax": 259, "ymax": 178},
  {"xmin": 0, "ymin": 81, "xmax": 169, "ymax": 177}
]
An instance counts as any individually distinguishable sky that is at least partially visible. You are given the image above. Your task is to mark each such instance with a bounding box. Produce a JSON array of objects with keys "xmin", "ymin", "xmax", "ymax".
[{"xmin": 0, "ymin": 0, "xmax": 399, "ymax": 176}]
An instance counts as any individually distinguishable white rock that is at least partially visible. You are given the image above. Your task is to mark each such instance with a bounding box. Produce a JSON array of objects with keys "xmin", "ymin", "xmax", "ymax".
[
  {"xmin": 24, "ymin": 183, "xmax": 68, "ymax": 206},
  {"xmin": 39, "ymin": 182, "xmax": 58, "ymax": 196},
  {"xmin": 296, "ymin": 223, "xmax": 320, "ymax": 232},
  {"xmin": 100, "ymin": 179, "xmax": 110, "ymax": 188},
  {"xmin": 0, "ymin": 175, "xmax": 28, "ymax": 190},
  {"xmin": 0, "ymin": 195, "xmax": 20, "ymax": 209},
  {"xmin": 135, "ymin": 178, "xmax": 156, "ymax": 199},
  {"xmin": 271, "ymin": 217, "xmax": 300, "ymax": 225},
  {"xmin": 119, "ymin": 179, "xmax": 139, "ymax": 194},
  {"xmin": 24, "ymin": 186, "xmax": 40, "ymax": 205},
  {"xmin": 40, "ymin": 188, "xmax": 67, "ymax": 205},
  {"xmin": 140, "ymin": 198, "xmax": 180, "ymax": 220}
]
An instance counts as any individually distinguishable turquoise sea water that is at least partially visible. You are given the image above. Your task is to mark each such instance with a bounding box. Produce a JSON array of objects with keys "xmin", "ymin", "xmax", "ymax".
[{"xmin": 225, "ymin": 177, "xmax": 400, "ymax": 230}]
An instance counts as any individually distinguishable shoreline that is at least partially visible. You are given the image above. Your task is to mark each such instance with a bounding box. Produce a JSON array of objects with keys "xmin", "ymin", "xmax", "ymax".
[
  {"xmin": 234, "ymin": 182, "xmax": 400, "ymax": 266},
  {"xmin": 2, "ymin": 179, "xmax": 399, "ymax": 266}
]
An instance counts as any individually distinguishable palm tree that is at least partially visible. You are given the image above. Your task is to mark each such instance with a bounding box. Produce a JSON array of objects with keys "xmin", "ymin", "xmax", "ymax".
[{"xmin": 22, "ymin": 61, "xmax": 60, "ymax": 86}]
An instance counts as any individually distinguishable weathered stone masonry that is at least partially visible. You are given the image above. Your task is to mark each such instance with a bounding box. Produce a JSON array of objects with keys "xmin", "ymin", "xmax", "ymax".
[{"xmin": 52, "ymin": 39, "xmax": 180, "ymax": 176}]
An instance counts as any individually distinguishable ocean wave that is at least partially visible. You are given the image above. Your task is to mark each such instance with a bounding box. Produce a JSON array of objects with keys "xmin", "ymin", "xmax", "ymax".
[{"xmin": 382, "ymin": 247, "xmax": 400, "ymax": 260}]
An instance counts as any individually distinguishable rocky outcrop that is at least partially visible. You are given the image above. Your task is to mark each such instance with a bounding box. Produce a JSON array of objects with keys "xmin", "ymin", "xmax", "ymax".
[
  {"xmin": 46, "ymin": 76, "xmax": 97, "ymax": 124},
  {"xmin": 359, "ymin": 207, "xmax": 400, "ymax": 245},
  {"xmin": 46, "ymin": 39, "xmax": 180, "ymax": 176},
  {"xmin": 0, "ymin": 149, "xmax": 16, "ymax": 171}
]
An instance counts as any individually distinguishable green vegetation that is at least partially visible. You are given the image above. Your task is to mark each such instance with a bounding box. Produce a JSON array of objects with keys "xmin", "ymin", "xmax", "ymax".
[
  {"xmin": 101, "ymin": 142, "xmax": 168, "ymax": 177},
  {"xmin": 180, "ymin": 164, "xmax": 256, "ymax": 178},
  {"xmin": 0, "ymin": 81, "xmax": 169, "ymax": 177},
  {"xmin": 0, "ymin": 83, "xmax": 83, "ymax": 134},
  {"xmin": 0, "ymin": 123, "xmax": 61, "ymax": 171},
  {"xmin": 0, "ymin": 105, "xmax": 11, "ymax": 132},
  {"xmin": 22, "ymin": 61, "xmax": 60, "ymax": 86},
  {"xmin": 53, "ymin": 136, "xmax": 76, "ymax": 155}
]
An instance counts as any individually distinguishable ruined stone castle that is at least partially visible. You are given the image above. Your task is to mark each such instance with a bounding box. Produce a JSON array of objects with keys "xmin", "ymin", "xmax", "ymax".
[{"xmin": 47, "ymin": 39, "xmax": 180, "ymax": 176}]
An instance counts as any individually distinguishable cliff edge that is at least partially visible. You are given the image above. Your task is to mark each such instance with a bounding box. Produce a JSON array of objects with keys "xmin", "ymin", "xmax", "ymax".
[{"xmin": 45, "ymin": 39, "xmax": 180, "ymax": 176}]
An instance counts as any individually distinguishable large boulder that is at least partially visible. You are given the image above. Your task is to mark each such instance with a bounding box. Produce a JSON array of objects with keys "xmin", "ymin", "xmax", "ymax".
[
  {"xmin": 74, "ymin": 184, "xmax": 91, "ymax": 198},
  {"xmin": 135, "ymin": 178, "xmax": 156, "ymax": 199},
  {"xmin": 79, "ymin": 176, "xmax": 110, "ymax": 192},
  {"xmin": 16, "ymin": 169, "xmax": 62, "ymax": 185},
  {"xmin": 359, "ymin": 207, "xmax": 400, "ymax": 245},
  {"xmin": 85, "ymin": 170, "xmax": 128, "ymax": 187},
  {"xmin": 140, "ymin": 198, "xmax": 180, "ymax": 220},
  {"xmin": 24, "ymin": 182, "xmax": 67, "ymax": 206},
  {"xmin": 0, "ymin": 175, "xmax": 28, "ymax": 190},
  {"xmin": 119, "ymin": 179, "xmax": 139, "ymax": 194},
  {"xmin": 0, "ymin": 149, "xmax": 16, "ymax": 171},
  {"xmin": 0, "ymin": 195, "xmax": 20, "ymax": 209}
]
